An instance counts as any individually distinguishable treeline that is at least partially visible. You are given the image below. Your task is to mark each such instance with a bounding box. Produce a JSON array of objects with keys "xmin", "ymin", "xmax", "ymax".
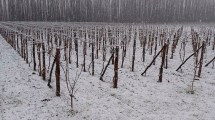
[{"xmin": 0, "ymin": 0, "xmax": 215, "ymax": 23}]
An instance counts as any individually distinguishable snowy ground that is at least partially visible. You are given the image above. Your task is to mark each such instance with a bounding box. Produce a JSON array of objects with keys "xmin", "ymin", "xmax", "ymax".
[{"xmin": 0, "ymin": 28, "xmax": 215, "ymax": 120}]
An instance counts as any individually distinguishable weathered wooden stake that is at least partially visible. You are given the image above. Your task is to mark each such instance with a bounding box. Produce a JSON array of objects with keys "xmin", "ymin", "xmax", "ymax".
[
  {"xmin": 42, "ymin": 43, "xmax": 46, "ymax": 80},
  {"xmin": 37, "ymin": 44, "xmax": 42, "ymax": 76},
  {"xmin": 158, "ymin": 43, "xmax": 167, "ymax": 82},
  {"xmin": 83, "ymin": 41, "xmax": 87, "ymax": 72},
  {"xmin": 75, "ymin": 38, "xmax": 78, "ymax": 68},
  {"xmin": 142, "ymin": 36, "xmax": 146, "ymax": 62},
  {"xmin": 55, "ymin": 48, "xmax": 61, "ymax": 96},
  {"xmin": 25, "ymin": 38, "xmax": 28, "ymax": 63},
  {"xmin": 113, "ymin": 46, "xmax": 119, "ymax": 88},
  {"xmin": 92, "ymin": 43, "xmax": 95, "ymax": 76},
  {"xmin": 197, "ymin": 41, "xmax": 205, "ymax": 77},
  {"xmin": 131, "ymin": 34, "xmax": 136, "ymax": 72},
  {"xmin": 33, "ymin": 39, "xmax": 36, "ymax": 71}
]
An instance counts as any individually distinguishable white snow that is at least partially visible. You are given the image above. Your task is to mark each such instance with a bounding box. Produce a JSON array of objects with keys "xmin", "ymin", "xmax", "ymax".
[{"xmin": 0, "ymin": 26, "xmax": 215, "ymax": 120}]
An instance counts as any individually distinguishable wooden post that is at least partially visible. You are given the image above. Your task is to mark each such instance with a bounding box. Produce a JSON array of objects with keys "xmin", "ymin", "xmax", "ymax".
[
  {"xmin": 158, "ymin": 44, "xmax": 167, "ymax": 82},
  {"xmin": 113, "ymin": 46, "xmax": 119, "ymax": 88},
  {"xmin": 64, "ymin": 39, "xmax": 67, "ymax": 61},
  {"xmin": 170, "ymin": 38, "xmax": 176, "ymax": 59},
  {"xmin": 21, "ymin": 34, "xmax": 23, "ymax": 58},
  {"xmin": 197, "ymin": 41, "xmax": 205, "ymax": 77},
  {"xmin": 69, "ymin": 38, "xmax": 72, "ymax": 64},
  {"xmin": 23, "ymin": 37, "xmax": 26, "ymax": 61},
  {"xmin": 42, "ymin": 43, "xmax": 46, "ymax": 80},
  {"xmin": 75, "ymin": 38, "xmax": 78, "ymax": 68},
  {"xmin": 165, "ymin": 39, "xmax": 170, "ymax": 69},
  {"xmin": 141, "ymin": 44, "xmax": 165, "ymax": 76},
  {"xmin": 55, "ymin": 48, "xmax": 60, "ymax": 96},
  {"xmin": 100, "ymin": 53, "xmax": 114, "ymax": 81},
  {"xmin": 150, "ymin": 37, "xmax": 154, "ymax": 55},
  {"xmin": 121, "ymin": 43, "xmax": 126, "ymax": 68},
  {"xmin": 112, "ymin": 48, "xmax": 115, "ymax": 64},
  {"xmin": 153, "ymin": 37, "xmax": 157, "ymax": 65},
  {"xmin": 17, "ymin": 34, "xmax": 20, "ymax": 54},
  {"xmin": 131, "ymin": 34, "xmax": 136, "ymax": 72},
  {"xmin": 142, "ymin": 36, "xmax": 146, "ymax": 62},
  {"xmin": 37, "ymin": 43, "xmax": 42, "ymax": 76},
  {"xmin": 92, "ymin": 43, "xmax": 95, "ymax": 76},
  {"xmin": 212, "ymin": 36, "xmax": 215, "ymax": 50},
  {"xmin": 176, "ymin": 45, "xmax": 204, "ymax": 71},
  {"xmin": 102, "ymin": 38, "xmax": 106, "ymax": 62},
  {"xmin": 83, "ymin": 41, "xmax": 87, "ymax": 72},
  {"xmin": 12, "ymin": 33, "xmax": 16, "ymax": 50},
  {"xmin": 96, "ymin": 37, "xmax": 99, "ymax": 59},
  {"xmin": 111, "ymin": 38, "xmax": 115, "ymax": 65},
  {"xmin": 205, "ymin": 57, "xmax": 215, "ymax": 67},
  {"xmin": 33, "ymin": 39, "xmax": 36, "ymax": 71},
  {"xmin": 26, "ymin": 38, "xmax": 28, "ymax": 63}
]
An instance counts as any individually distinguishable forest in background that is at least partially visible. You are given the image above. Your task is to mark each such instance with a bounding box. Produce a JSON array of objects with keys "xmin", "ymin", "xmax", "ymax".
[{"xmin": 0, "ymin": 0, "xmax": 215, "ymax": 23}]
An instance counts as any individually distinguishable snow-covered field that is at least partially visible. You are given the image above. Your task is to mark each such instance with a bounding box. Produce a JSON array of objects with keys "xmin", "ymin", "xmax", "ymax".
[{"xmin": 0, "ymin": 25, "xmax": 215, "ymax": 120}]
